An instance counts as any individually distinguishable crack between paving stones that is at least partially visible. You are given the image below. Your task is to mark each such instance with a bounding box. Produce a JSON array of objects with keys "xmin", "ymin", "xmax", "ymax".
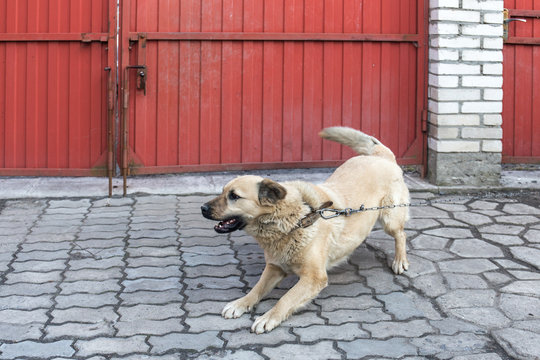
[
  {"xmin": 112, "ymin": 196, "xmax": 133, "ymax": 338},
  {"xmin": 177, "ymin": 195, "xmax": 191, "ymax": 334}
]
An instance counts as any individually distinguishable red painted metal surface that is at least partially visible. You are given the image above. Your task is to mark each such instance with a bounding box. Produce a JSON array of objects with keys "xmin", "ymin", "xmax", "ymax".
[
  {"xmin": 121, "ymin": 0, "xmax": 428, "ymax": 175},
  {"xmin": 0, "ymin": 0, "xmax": 116, "ymax": 176},
  {"xmin": 503, "ymin": 1, "xmax": 540, "ymax": 163}
]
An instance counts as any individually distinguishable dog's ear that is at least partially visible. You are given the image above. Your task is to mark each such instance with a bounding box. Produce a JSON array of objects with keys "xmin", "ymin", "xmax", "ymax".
[{"xmin": 258, "ymin": 179, "xmax": 287, "ymax": 206}]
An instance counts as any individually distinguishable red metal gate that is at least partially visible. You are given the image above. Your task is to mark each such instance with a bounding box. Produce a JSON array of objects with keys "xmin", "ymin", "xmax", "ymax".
[
  {"xmin": 0, "ymin": 0, "xmax": 117, "ymax": 176},
  {"xmin": 120, "ymin": 0, "xmax": 428, "ymax": 176},
  {"xmin": 503, "ymin": 1, "xmax": 540, "ymax": 163}
]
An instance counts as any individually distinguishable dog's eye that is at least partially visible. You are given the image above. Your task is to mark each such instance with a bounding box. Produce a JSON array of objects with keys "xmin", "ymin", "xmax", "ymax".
[{"xmin": 228, "ymin": 191, "xmax": 241, "ymax": 201}]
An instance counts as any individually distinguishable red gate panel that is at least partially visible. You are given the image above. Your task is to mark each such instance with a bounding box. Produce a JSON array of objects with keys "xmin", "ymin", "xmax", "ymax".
[
  {"xmin": 0, "ymin": 0, "xmax": 116, "ymax": 176},
  {"xmin": 503, "ymin": 1, "xmax": 540, "ymax": 163},
  {"xmin": 121, "ymin": 0, "xmax": 428, "ymax": 175}
]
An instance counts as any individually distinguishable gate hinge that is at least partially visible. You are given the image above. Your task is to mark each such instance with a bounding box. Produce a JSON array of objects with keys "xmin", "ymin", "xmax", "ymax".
[{"xmin": 421, "ymin": 109, "xmax": 429, "ymax": 132}]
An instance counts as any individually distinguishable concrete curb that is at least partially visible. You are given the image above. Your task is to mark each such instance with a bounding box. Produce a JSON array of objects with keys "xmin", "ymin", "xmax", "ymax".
[{"xmin": 0, "ymin": 168, "xmax": 539, "ymax": 199}]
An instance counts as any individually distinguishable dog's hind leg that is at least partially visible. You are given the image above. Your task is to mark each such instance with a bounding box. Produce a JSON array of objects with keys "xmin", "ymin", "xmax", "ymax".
[
  {"xmin": 222, "ymin": 263, "xmax": 286, "ymax": 319},
  {"xmin": 380, "ymin": 187, "xmax": 410, "ymax": 274}
]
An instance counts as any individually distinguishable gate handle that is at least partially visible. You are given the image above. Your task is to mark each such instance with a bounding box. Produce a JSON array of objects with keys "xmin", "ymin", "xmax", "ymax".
[{"xmin": 504, "ymin": 18, "xmax": 527, "ymax": 24}]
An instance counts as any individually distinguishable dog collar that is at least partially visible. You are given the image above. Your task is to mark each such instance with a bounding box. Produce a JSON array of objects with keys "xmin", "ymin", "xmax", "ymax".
[{"xmin": 296, "ymin": 201, "xmax": 334, "ymax": 229}]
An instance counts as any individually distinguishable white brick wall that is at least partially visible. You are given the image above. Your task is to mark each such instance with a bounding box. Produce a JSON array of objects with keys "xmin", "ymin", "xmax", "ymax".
[{"xmin": 428, "ymin": 0, "xmax": 504, "ymax": 155}]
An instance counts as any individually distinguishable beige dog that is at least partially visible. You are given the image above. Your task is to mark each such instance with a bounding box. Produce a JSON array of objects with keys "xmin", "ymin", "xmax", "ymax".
[{"xmin": 201, "ymin": 127, "xmax": 410, "ymax": 333}]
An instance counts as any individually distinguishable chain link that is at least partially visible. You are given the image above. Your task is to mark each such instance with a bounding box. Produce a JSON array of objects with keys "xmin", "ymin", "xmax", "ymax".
[{"xmin": 317, "ymin": 190, "xmax": 535, "ymax": 220}]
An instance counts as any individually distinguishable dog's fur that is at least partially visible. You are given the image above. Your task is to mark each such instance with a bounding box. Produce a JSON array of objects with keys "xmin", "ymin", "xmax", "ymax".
[{"xmin": 201, "ymin": 127, "xmax": 410, "ymax": 333}]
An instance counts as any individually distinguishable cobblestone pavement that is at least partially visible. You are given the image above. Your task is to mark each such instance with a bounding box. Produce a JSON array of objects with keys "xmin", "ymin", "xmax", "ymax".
[{"xmin": 0, "ymin": 191, "xmax": 539, "ymax": 360}]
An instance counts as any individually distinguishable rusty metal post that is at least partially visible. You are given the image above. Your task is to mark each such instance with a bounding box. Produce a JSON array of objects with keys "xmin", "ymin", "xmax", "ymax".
[{"xmin": 105, "ymin": 66, "xmax": 114, "ymax": 197}]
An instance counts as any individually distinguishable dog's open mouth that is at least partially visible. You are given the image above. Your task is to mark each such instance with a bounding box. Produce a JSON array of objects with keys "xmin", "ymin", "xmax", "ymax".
[{"xmin": 214, "ymin": 217, "xmax": 245, "ymax": 233}]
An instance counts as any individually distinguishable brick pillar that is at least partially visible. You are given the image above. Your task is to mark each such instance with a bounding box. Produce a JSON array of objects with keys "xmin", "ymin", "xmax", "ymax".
[{"xmin": 427, "ymin": 0, "xmax": 504, "ymax": 186}]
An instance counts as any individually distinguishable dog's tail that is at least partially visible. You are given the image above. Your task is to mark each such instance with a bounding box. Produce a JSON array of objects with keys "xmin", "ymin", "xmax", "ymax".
[{"xmin": 319, "ymin": 126, "xmax": 395, "ymax": 162}]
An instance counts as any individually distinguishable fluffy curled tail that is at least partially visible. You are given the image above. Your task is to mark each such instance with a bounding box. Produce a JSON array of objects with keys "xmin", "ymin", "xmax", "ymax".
[{"xmin": 319, "ymin": 126, "xmax": 395, "ymax": 162}]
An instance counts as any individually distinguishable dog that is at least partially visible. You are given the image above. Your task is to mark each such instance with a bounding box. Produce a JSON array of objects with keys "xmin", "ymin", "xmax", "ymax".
[{"xmin": 201, "ymin": 127, "xmax": 410, "ymax": 333}]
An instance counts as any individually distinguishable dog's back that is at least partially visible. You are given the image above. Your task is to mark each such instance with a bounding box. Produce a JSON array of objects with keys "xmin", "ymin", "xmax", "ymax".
[{"xmin": 319, "ymin": 127, "xmax": 396, "ymax": 163}]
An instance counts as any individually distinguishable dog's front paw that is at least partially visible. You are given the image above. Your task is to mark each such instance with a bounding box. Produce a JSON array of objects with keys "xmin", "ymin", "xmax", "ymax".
[
  {"xmin": 251, "ymin": 310, "xmax": 282, "ymax": 334},
  {"xmin": 222, "ymin": 297, "xmax": 252, "ymax": 319},
  {"xmin": 392, "ymin": 256, "xmax": 409, "ymax": 274}
]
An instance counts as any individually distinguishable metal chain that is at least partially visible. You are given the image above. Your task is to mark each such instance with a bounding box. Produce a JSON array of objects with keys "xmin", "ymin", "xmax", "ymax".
[{"xmin": 317, "ymin": 190, "xmax": 536, "ymax": 220}]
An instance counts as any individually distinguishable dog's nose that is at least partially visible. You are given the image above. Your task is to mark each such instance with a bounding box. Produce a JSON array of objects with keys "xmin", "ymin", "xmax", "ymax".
[{"xmin": 201, "ymin": 204, "xmax": 210, "ymax": 217}]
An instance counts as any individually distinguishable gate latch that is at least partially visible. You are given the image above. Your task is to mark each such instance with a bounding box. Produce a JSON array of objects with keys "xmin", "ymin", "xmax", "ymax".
[
  {"xmin": 137, "ymin": 68, "xmax": 147, "ymax": 95},
  {"xmin": 503, "ymin": 9, "xmax": 527, "ymax": 41}
]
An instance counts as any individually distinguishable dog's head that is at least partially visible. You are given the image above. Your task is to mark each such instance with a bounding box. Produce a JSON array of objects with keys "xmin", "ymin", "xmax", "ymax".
[{"xmin": 201, "ymin": 175, "xmax": 287, "ymax": 233}]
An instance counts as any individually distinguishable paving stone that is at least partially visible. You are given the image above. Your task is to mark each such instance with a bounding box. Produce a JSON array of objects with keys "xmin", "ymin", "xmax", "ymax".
[
  {"xmin": 128, "ymin": 246, "xmax": 179, "ymax": 258},
  {"xmin": 411, "ymin": 333, "xmax": 490, "ymax": 358},
  {"xmin": 222, "ymin": 326, "xmax": 295, "ymax": 347},
  {"xmin": 64, "ymin": 268, "xmax": 122, "ymax": 281},
  {"xmin": 115, "ymin": 318, "xmax": 185, "ymax": 336},
  {"xmin": 436, "ymin": 290, "xmax": 495, "ymax": 310},
  {"xmin": 184, "ymin": 301, "xmax": 228, "ymax": 317},
  {"xmin": 448, "ymin": 307, "xmax": 511, "ymax": 328},
  {"xmin": 508, "ymin": 270, "xmax": 540, "ymax": 280},
  {"xmin": 493, "ymin": 328, "xmax": 540, "ymax": 360},
  {"xmin": 338, "ymin": 338, "xmax": 417, "ymax": 359},
  {"xmin": 183, "ymin": 253, "xmax": 238, "ymax": 266},
  {"xmin": 194, "ymin": 350, "xmax": 264, "ymax": 360},
  {"xmin": 55, "ymin": 293, "xmax": 118, "ymax": 309},
  {"xmin": 410, "ymin": 234, "xmax": 449, "ymax": 250},
  {"xmin": 149, "ymin": 331, "xmax": 222, "ymax": 354},
  {"xmin": 127, "ymin": 237, "xmax": 179, "ymax": 248},
  {"xmin": 122, "ymin": 278, "xmax": 181, "ymax": 293},
  {"xmin": 438, "ymin": 259, "xmax": 498, "ymax": 274},
  {"xmin": 405, "ymin": 218, "xmax": 440, "ymax": 230},
  {"xmin": 502, "ymin": 203, "xmax": 540, "ymax": 215},
  {"xmin": 51, "ymin": 307, "xmax": 118, "ymax": 324},
  {"xmin": 5, "ymin": 270, "xmax": 62, "ymax": 284},
  {"xmin": 400, "ymin": 254, "xmax": 437, "ymax": 277},
  {"xmin": 45, "ymin": 322, "xmax": 115, "ymax": 339},
  {"xmin": 425, "ymin": 227, "xmax": 473, "ymax": 239},
  {"xmin": 0, "ymin": 323, "xmax": 43, "ymax": 341},
  {"xmin": 279, "ymin": 309, "xmax": 326, "ymax": 327},
  {"xmin": 75, "ymin": 336, "xmax": 149, "ymax": 357},
  {"xmin": 409, "ymin": 206, "xmax": 449, "ymax": 218},
  {"xmin": 69, "ymin": 256, "xmax": 124, "ymax": 270},
  {"xmin": 264, "ymin": 341, "xmax": 341, "ymax": 360},
  {"xmin": 364, "ymin": 319, "xmax": 435, "ymax": 338},
  {"xmin": 0, "ymin": 282, "xmax": 58, "ymax": 296},
  {"xmin": 499, "ymin": 293, "xmax": 540, "ymax": 320},
  {"xmin": 501, "ymin": 280, "xmax": 540, "ymax": 296},
  {"xmin": 125, "ymin": 265, "xmax": 181, "ymax": 279},
  {"xmin": 376, "ymin": 292, "xmax": 424, "ymax": 320},
  {"xmin": 514, "ymin": 319, "xmax": 540, "ymax": 333},
  {"xmin": 482, "ymin": 233, "xmax": 523, "ymax": 246},
  {"xmin": 469, "ymin": 200, "xmax": 498, "ymax": 210},
  {"xmin": 126, "ymin": 255, "xmax": 182, "ymax": 268},
  {"xmin": 120, "ymin": 289, "xmax": 182, "ymax": 305},
  {"xmin": 449, "ymin": 239, "xmax": 504, "ymax": 258},
  {"xmin": 184, "ymin": 276, "xmax": 244, "ymax": 290},
  {"xmin": 60, "ymin": 279, "xmax": 120, "ymax": 294},
  {"xmin": 21, "ymin": 241, "xmax": 72, "ymax": 252},
  {"xmin": 0, "ymin": 295, "xmax": 53, "ymax": 310},
  {"xmin": 361, "ymin": 269, "xmax": 403, "ymax": 294},
  {"xmin": 429, "ymin": 317, "xmax": 485, "ymax": 335},
  {"xmin": 492, "ymin": 258, "xmax": 529, "ymax": 270},
  {"xmin": 294, "ymin": 323, "xmax": 368, "ymax": 342},
  {"xmin": 0, "ymin": 340, "xmax": 75, "ymax": 359},
  {"xmin": 411, "ymin": 273, "xmax": 447, "ymax": 297},
  {"xmin": 185, "ymin": 314, "xmax": 252, "ymax": 332},
  {"xmin": 411, "ymin": 249, "xmax": 456, "ymax": 261},
  {"xmin": 453, "ymin": 212, "xmax": 492, "ymax": 226},
  {"xmin": 480, "ymin": 224, "xmax": 523, "ymax": 235},
  {"xmin": 324, "ymin": 307, "xmax": 391, "ymax": 325},
  {"xmin": 15, "ymin": 249, "xmax": 70, "ymax": 262},
  {"xmin": 318, "ymin": 282, "xmax": 372, "ymax": 298},
  {"xmin": 314, "ymin": 295, "xmax": 382, "ymax": 312},
  {"xmin": 444, "ymin": 273, "xmax": 488, "ymax": 289},
  {"xmin": 118, "ymin": 303, "xmax": 184, "ymax": 321},
  {"xmin": 509, "ymin": 247, "xmax": 540, "ymax": 269},
  {"xmin": 453, "ymin": 354, "xmax": 502, "ymax": 360}
]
